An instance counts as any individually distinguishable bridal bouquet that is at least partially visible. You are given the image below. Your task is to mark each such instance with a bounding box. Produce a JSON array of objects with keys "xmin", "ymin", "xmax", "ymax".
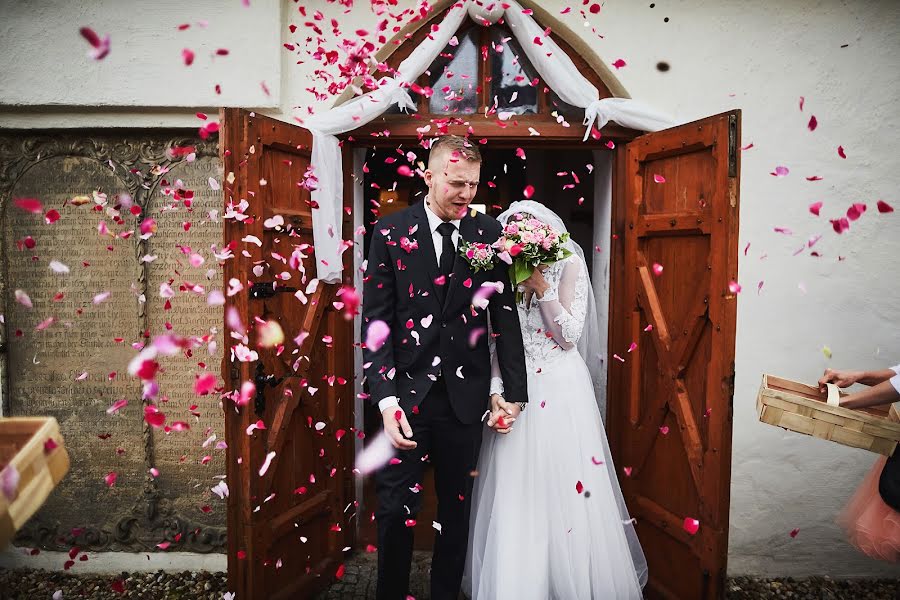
[{"xmin": 493, "ymin": 212, "xmax": 573, "ymax": 303}]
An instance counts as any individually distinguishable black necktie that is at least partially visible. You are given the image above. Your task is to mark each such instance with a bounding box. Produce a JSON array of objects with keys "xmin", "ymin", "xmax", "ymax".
[{"xmin": 437, "ymin": 222, "xmax": 457, "ymax": 292}]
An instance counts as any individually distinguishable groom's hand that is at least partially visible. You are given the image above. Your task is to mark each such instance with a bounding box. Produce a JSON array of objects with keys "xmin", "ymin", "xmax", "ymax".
[
  {"xmin": 487, "ymin": 394, "xmax": 520, "ymax": 434},
  {"xmin": 382, "ymin": 407, "xmax": 417, "ymax": 450}
]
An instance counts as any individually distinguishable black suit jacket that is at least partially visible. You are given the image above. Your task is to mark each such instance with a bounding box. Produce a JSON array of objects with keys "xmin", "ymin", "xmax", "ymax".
[{"xmin": 362, "ymin": 201, "xmax": 529, "ymax": 424}]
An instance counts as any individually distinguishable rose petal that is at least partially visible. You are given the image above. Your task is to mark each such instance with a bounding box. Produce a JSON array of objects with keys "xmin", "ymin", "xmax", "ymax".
[
  {"xmin": 1, "ymin": 465, "xmax": 20, "ymax": 500},
  {"xmin": 365, "ymin": 320, "xmax": 390, "ymax": 352},
  {"xmin": 193, "ymin": 372, "xmax": 217, "ymax": 395},
  {"xmin": 259, "ymin": 451, "xmax": 276, "ymax": 476},
  {"xmin": 14, "ymin": 197, "xmax": 43, "ymax": 213}
]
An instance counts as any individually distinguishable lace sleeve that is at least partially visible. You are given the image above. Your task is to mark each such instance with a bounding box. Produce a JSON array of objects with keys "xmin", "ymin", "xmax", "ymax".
[
  {"xmin": 537, "ymin": 257, "xmax": 588, "ymax": 349},
  {"xmin": 488, "ymin": 316, "xmax": 504, "ymax": 395}
]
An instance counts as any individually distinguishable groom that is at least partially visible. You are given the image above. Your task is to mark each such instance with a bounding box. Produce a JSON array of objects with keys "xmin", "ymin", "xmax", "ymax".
[{"xmin": 362, "ymin": 135, "xmax": 529, "ymax": 600}]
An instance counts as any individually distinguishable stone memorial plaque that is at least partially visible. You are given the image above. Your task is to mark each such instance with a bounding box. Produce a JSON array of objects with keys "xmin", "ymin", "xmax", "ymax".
[{"xmin": 0, "ymin": 133, "xmax": 226, "ymax": 552}]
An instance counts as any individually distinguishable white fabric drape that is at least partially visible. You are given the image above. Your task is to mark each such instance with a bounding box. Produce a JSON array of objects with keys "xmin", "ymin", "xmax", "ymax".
[{"xmin": 303, "ymin": 0, "xmax": 676, "ymax": 282}]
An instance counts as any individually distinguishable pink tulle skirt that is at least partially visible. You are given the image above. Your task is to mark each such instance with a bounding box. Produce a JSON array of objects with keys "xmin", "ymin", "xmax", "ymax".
[{"xmin": 837, "ymin": 456, "xmax": 900, "ymax": 563}]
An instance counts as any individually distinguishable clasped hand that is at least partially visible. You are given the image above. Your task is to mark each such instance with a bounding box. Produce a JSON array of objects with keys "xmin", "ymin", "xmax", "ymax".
[{"xmin": 487, "ymin": 393, "xmax": 521, "ymax": 434}]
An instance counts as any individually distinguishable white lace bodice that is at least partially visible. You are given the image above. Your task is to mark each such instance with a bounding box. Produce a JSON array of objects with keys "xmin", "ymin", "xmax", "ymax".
[{"xmin": 490, "ymin": 256, "xmax": 589, "ymax": 392}]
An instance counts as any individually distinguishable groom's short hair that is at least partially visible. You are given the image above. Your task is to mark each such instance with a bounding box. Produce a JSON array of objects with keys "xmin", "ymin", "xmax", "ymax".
[{"xmin": 428, "ymin": 135, "xmax": 482, "ymax": 170}]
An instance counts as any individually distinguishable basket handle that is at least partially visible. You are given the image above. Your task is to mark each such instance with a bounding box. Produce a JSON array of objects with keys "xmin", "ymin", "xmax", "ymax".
[{"xmin": 825, "ymin": 383, "xmax": 841, "ymax": 407}]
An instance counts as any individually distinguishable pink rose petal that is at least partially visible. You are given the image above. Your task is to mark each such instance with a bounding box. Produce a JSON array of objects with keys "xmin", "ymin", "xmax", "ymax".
[
  {"xmin": 14, "ymin": 197, "xmax": 43, "ymax": 213},
  {"xmin": 107, "ymin": 398, "xmax": 128, "ymax": 414},
  {"xmin": 144, "ymin": 405, "xmax": 166, "ymax": 428},
  {"xmin": 79, "ymin": 27, "xmax": 111, "ymax": 60},
  {"xmin": 193, "ymin": 372, "xmax": 217, "ymax": 396},
  {"xmin": 653, "ymin": 174, "xmax": 666, "ymax": 183},
  {"xmin": 808, "ymin": 201, "xmax": 823, "ymax": 216},
  {"xmin": 523, "ymin": 184, "xmax": 535, "ymax": 199},
  {"xmin": 355, "ymin": 432, "xmax": 394, "ymax": 475},
  {"xmin": 683, "ymin": 517, "xmax": 700, "ymax": 535},
  {"xmin": 44, "ymin": 209, "xmax": 61, "ymax": 224},
  {"xmin": 846, "ymin": 203, "xmax": 866, "ymax": 221},
  {"xmin": 1, "ymin": 465, "xmax": 20, "ymax": 500},
  {"xmin": 365, "ymin": 320, "xmax": 390, "ymax": 352}
]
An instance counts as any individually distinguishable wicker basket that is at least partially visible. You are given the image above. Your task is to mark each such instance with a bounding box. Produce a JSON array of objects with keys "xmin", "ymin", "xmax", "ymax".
[
  {"xmin": 0, "ymin": 417, "xmax": 69, "ymax": 549},
  {"xmin": 757, "ymin": 374, "xmax": 900, "ymax": 456}
]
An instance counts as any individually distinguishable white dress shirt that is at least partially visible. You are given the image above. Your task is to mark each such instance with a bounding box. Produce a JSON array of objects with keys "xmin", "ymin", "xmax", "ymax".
[
  {"xmin": 890, "ymin": 364, "xmax": 900, "ymax": 395},
  {"xmin": 377, "ymin": 200, "xmax": 461, "ymax": 414}
]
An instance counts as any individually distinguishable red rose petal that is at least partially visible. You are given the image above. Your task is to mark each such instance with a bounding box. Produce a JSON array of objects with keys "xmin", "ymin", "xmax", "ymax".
[
  {"xmin": 683, "ymin": 517, "xmax": 700, "ymax": 535},
  {"xmin": 14, "ymin": 197, "xmax": 43, "ymax": 213},
  {"xmin": 876, "ymin": 200, "xmax": 893, "ymax": 213}
]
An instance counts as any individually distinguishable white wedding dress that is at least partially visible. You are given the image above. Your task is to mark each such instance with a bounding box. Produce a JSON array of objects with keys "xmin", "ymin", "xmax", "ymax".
[{"xmin": 464, "ymin": 255, "xmax": 648, "ymax": 599}]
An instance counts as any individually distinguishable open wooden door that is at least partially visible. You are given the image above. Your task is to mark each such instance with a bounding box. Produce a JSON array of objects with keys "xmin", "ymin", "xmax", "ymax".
[
  {"xmin": 608, "ymin": 110, "xmax": 741, "ymax": 599},
  {"xmin": 221, "ymin": 108, "xmax": 354, "ymax": 600}
]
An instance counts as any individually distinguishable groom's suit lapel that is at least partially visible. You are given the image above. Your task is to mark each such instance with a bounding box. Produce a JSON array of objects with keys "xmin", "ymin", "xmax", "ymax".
[
  {"xmin": 442, "ymin": 214, "xmax": 478, "ymax": 316},
  {"xmin": 410, "ymin": 202, "xmax": 441, "ymax": 305}
]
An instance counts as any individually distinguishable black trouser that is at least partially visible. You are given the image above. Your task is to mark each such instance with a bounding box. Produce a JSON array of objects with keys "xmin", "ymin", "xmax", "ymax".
[
  {"xmin": 879, "ymin": 451, "xmax": 900, "ymax": 512},
  {"xmin": 374, "ymin": 377, "xmax": 484, "ymax": 600}
]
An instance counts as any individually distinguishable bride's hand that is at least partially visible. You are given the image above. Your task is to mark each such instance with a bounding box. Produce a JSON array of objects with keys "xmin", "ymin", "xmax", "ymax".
[
  {"xmin": 487, "ymin": 394, "xmax": 520, "ymax": 434},
  {"xmin": 521, "ymin": 265, "xmax": 550, "ymax": 306}
]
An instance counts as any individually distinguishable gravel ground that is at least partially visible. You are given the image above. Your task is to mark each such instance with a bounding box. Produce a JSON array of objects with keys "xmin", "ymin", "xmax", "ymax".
[{"xmin": 0, "ymin": 566, "xmax": 897, "ymax": 599}]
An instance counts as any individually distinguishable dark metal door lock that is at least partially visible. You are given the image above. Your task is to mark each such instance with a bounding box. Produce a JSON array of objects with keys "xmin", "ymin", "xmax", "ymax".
[{"xmin": 253, "ymin": 361, "xmax": 286, "ymax": 416}]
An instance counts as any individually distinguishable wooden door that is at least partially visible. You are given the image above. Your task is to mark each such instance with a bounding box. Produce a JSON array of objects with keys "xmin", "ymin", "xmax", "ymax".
[
  {"xmin": 608, "ymin": 110, "xmax": 741, "ymax": 600},
  {"xmin": 221, "ymin": 108, "xmax": 354, "ymax": 600}
]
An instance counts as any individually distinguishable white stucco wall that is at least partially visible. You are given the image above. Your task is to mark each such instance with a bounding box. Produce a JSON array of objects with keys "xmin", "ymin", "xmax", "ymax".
[{"xmin": 2, "ymin": 0, "xmax": 899, "ymax": 578}]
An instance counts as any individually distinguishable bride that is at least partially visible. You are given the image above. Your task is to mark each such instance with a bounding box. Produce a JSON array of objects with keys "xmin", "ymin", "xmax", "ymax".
[{"xmin": 464, "ymin": 200, "xmax": 648, "ymax": 599}]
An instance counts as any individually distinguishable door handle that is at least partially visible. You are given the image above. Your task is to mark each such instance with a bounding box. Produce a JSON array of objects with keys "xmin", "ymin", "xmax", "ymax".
[{"xmin": 253, "ymin": 361, "xmax": 286, "ymax": 416}]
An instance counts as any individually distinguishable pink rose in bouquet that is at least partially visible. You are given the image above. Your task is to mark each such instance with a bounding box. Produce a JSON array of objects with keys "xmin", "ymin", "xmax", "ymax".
[{"xmin": 493, "ymin": 212, "xmax": 572, "ymax": 302}]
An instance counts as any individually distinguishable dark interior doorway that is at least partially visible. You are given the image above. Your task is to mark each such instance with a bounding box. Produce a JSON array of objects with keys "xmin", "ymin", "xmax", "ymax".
[{"xmin": 358, "ymin": 144, "xmax": 600, "ymax": 549}]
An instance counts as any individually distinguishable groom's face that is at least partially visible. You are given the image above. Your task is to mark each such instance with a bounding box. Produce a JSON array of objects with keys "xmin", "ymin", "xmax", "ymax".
[{"xmin": 424, "ymin": 151, "xmax": 481, "ymax": 221}]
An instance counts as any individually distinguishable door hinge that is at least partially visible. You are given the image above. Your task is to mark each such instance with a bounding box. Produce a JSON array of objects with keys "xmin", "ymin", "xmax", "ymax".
[
  {"xmin": 250, "ymin": 281, "xmax": 298, "ymax": 299},
  {"xmin": 727, "ymin": 113, "xmax": 737, "ymax": 178}
]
